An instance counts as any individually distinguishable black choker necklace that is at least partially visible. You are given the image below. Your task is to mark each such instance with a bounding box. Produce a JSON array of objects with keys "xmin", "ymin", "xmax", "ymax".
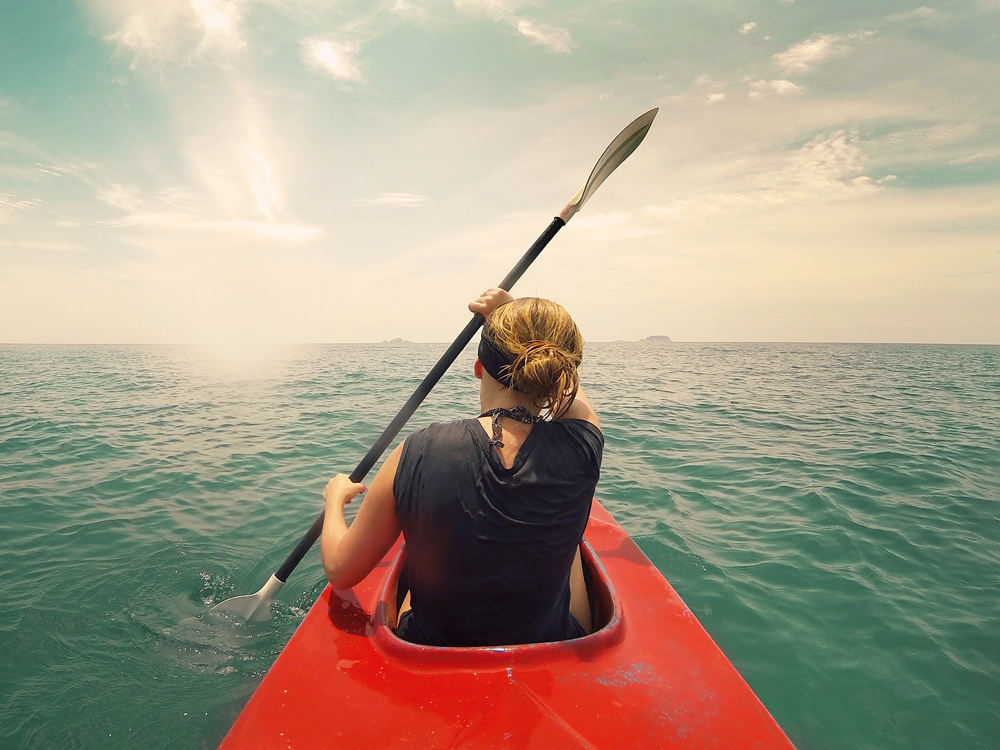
[{"xmin": 479, "ymin": 406, "xmax": 540, "ymax": 447}]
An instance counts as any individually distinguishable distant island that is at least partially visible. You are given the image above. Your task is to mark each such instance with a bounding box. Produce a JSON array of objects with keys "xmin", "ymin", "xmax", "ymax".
[
  {"xmin": 381, "ymin": 337, "xmax": 413, "ymax": 345},
  {"xmin": 641, "ymin": 335, "xmax": 673, "ymax": 343}
]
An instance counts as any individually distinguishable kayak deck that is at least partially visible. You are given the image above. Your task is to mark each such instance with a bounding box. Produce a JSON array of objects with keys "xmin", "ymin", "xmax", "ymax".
[{"xmin": 221, "ymin": 501, "xmax": 794, "ymax": 748}]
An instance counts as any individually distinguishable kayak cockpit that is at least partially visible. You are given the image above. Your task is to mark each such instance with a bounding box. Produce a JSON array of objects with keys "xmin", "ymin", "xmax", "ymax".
[{"xmin": 357, "ymin": 538, "xmax": 625, "ymax": 666}]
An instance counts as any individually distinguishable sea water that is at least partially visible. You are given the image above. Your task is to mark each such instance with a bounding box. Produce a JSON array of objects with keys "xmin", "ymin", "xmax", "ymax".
[{"xmin": 1, "ymin": 343, "xmax": 997, "ymax": 749}]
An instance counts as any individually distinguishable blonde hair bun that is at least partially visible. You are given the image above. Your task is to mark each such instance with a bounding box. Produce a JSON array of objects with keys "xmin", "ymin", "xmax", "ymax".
[{"xmin": 484, "ymin": 298, "xmax": 584, "ymax": 417}]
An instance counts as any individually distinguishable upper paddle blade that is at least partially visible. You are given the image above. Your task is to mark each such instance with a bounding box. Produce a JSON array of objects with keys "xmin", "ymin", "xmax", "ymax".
[{"xmin": 559, "ymin": 107, "xmax": 658, "ymax": 222}]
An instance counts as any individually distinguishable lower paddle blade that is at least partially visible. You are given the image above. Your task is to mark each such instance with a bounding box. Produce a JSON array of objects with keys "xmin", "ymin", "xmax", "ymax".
[{"xmin": 210, "ymin": 574, "xmax": 284, "ymax": 622}]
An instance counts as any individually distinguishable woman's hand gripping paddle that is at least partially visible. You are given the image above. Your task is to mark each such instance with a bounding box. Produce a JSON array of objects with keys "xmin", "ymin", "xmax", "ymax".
[{"xmin": 210, "ymin": 108, "xmax": 658, "ymax": 622}]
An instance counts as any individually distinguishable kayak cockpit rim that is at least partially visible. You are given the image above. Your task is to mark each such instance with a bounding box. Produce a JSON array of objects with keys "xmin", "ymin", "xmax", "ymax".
[{"xmin": 365, "ymin": 537, "xmax": 626, "ymax": 666}]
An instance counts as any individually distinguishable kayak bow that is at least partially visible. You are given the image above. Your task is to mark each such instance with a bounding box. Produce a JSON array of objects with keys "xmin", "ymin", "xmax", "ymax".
[{"xmin": 221, "ymin": 500, "xmax": 794, "ymax": 748}]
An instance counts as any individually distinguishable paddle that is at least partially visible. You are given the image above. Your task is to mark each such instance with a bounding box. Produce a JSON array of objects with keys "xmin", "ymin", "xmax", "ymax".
[{"xmin": 211, "ymin": 107, "xmax": 659, "ymax": 621}]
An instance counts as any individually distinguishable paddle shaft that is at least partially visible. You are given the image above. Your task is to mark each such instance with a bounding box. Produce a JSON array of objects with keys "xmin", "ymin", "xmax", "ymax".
[{"xmin": 273, "ymin": 216, "xmax": 566, "ymax": 583}]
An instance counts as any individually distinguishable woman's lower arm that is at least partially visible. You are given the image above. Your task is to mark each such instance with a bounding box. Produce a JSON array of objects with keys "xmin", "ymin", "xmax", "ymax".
[
  {"xmin": 320, "ymin": 474, "xmax": 367, "ymax": 588},
  {"xmin": 321, "ymin": 504, "xmax": 349, "ymax": 586}
]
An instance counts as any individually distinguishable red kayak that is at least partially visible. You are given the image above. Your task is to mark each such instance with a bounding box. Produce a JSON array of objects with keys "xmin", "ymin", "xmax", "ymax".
[{"xmin": 221, "ymin": 500, "xmax": 794, "ymax": 748}]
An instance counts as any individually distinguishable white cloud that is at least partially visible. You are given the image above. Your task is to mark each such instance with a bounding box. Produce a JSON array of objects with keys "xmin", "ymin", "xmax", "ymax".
[
  {"xmin": 769, "ymin": 79, "xmax": 802, "ymax": 95},
  {"xmin": 0, "ymin": 193, "xmax": 41, "ymax": 223},
  {"xmin": 516, "ymin": 20, "xmax": 573, "ymax": 53},
  {"xmin": 302, "ymin": 38, "xmax": 364, "ymax": 82},
  {"xmin": 93, "ymin": 180, "xmax": 319, "ymax": 242},
  {"xmin": 692, "ymin": 75, "xmax": 727, "ymax": 104},
  {"xmin": 98, "ymin": 183, "xmax": 197, "ymax": 213},
  {"xmin": 772, "ymin": 31, "xmax": 874, "ymax": 73},
  {"xmin": 102, "ymin": 211, "xmax": 321, "ymax": 242},
  {"xmin": 740, "ymin": 22, "xmax": 757, "ymax": 35},
  {"xmin": 391, "ymin": 0, "xmax": 428, "ymax": 21},
  {"xmin": 773, "ymin": 34, "xmax": 839, "ymax": 73},
  {"xmin": 863, "ymin": 121, "xmax": 989, "ymax": 169},
  {"xmin": 93, "ymin": 0, "xmax": 246, "ymax": 65},
  {"xmin": 887, "ymin": 6, "xmax": 937, "ymax": 21},
  {"xmin": 453, "ymin": 0, "xmax": 520, "ymax": 20},
  {"xmin": 454, "ymin": 0, "xmax": 571, "ymax": 53},
  {"xmin": 949, "ymin": 147, "xmax": 1000, "ymax": 165},
  {"xmin": 351, "ymin": 192, "xmax": 429, "ymax": 207},
  {"xmin": 641, "ymin": 129, "xmax": 893, "ymax": 227},
  {"xmin": 773, "ymin": 130, "xmax": 888, "ymax": 196},
  {"xmin": 98, "ymin": 184, "xmax": 141, "ymax": 212},
  {"xmin": 747, "ymin": 78, "xmax": 803, "ymax": 97},
  {"xmin": 191, "ymin": 0, "xmax": 242, "ymax": 44}
]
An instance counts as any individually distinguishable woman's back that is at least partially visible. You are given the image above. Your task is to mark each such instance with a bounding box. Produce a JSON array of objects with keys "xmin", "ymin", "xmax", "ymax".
[{"xmin": 393, "ymin": 417, "xmax": 603, "ymax": 647}]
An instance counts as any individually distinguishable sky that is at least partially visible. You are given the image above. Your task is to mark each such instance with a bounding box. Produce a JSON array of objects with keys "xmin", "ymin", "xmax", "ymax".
[{"xmin": 1, "ymin": 0, "xmax": 998, "ymax": 345}]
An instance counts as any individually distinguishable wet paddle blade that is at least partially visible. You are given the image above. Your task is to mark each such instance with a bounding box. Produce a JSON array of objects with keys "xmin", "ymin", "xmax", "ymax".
[
  {"xmin": 559, "ymin": 107, "xmax": 658, "ymax": 223},
  {"xmin": 211, "ymin": 574, "xmax": 284, "ymax": 622}
]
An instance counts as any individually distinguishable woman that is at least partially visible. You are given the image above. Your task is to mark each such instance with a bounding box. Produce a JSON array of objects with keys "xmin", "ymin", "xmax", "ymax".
[{"xmin": 320, "ymin": 288, "xmax": 603, "ymax": 647}]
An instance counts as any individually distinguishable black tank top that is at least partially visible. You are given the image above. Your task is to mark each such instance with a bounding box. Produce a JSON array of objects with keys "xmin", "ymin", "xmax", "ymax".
[{"xmin": 393, "ymin": 417, "xmax": 603, "ymax": 647}]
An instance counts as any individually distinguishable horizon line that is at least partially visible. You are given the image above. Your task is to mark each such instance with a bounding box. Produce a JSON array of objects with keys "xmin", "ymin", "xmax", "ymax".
[{"xmin": 2, "ymin": 340, "xmax": 998, "ymax": 347}]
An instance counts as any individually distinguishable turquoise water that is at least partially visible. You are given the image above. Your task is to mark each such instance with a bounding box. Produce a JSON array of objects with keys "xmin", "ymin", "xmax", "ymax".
[{"xmin": 1, "ymin": 342, "xmax": 998, "ymax": 749}]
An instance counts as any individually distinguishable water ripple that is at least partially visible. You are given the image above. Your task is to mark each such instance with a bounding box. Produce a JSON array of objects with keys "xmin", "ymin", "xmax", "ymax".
[{"xmin": 1, "ymin": 343, "xmax": 998, "ymax": 749}]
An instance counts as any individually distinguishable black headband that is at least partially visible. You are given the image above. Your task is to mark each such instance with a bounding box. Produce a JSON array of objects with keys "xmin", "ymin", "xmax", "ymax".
[{"xmin": 478, "ymin": 333, "xmax": 523, "ymax": 391}]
